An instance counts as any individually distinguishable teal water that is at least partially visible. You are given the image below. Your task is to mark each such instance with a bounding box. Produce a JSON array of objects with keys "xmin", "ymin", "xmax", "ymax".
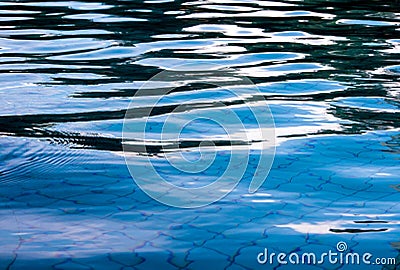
[{"xmin": 0, "ymin": 0, "xmax": 400, "ymax": 269}]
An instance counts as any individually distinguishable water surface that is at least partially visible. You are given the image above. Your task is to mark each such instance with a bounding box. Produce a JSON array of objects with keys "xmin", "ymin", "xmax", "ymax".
[{"xmin": 0, "ymin": 0, "xmax": 399, "ymax": 269}]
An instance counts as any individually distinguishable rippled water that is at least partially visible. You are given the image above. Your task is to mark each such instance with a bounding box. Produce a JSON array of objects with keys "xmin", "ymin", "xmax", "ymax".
[{"xmin": 0, "ymin": 0, "xmax": 400, "ymax": 269}]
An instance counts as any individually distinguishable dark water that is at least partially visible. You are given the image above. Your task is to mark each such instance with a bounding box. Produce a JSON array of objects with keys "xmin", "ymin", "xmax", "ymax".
[{"xmin": 0, "ymin": 0, "xmax": 399, "ymax": 269}]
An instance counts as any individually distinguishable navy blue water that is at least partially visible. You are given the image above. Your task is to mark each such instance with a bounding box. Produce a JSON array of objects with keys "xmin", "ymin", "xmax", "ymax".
[{"xmin": 0, "ymin": 0, "xmax": 400, "ymax": 269}]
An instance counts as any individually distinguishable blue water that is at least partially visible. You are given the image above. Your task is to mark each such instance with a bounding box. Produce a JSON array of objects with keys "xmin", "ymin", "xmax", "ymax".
[{"xmin": 0, "ymin": 0, "xmax": 400, "ymax": 269}]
